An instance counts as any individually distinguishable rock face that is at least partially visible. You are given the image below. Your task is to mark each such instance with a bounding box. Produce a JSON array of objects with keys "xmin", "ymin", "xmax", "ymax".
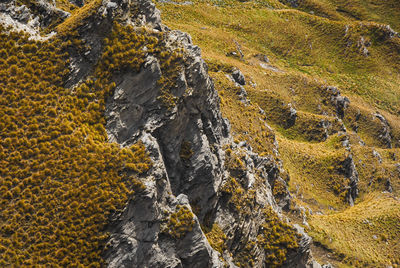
[
  {"xmin": 103, "ymin": 134, "xmax": 223, "ymax": 267},
  {"xmin": 0, "ymin": 0, "xmax": 63, "ymax": 40},
  {"xmin": 99, "ymin": 0, "xmax": 315, "ymax": 266},
  {"xmin": 106, "ymin": 28, "xmax": 230, "ymax": 223}
]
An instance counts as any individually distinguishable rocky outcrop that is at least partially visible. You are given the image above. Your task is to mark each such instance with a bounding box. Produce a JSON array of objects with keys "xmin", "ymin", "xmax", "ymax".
[
  {"xmin": 0, "ymin": 0, "xmax": 70, "ymax": 30},
  {"xmin": 231, "ymin": 68, "xmax": 245, "ymax": 86},
  {"xmin": 0, "ymin": 0, "xmax": 316, "ymax": 265},
  {"xmin": 339, "ymin": 154, "xmax": 359, "ymax": 206},
  {"xmin": 6, "ymin": 0, "xmax": 314, "ymax": 266},
  {"xmin": 106, "ymin": 26, "xmax": 230, "ymax": 222},
  {"xmin": 100, "ymin": 0, "xmax": 313, "ymax": 266},
  {"xmin": 69, "ymin": 0, "xmax": 230, "ymax": 266},
  {"xmin": 103, "ymin": 134, "xmax": 223, "ymax": 267},
  {"xmin": 374, "ymin": 113, "xmax": 392, "ymax": 149},
  {"xmin": 0, "ymin": 0, "xmax": 57, "ymax": 40},
  {"xmin": 325, "ymin": 86, "xmax": 350, "ymax": 119}
]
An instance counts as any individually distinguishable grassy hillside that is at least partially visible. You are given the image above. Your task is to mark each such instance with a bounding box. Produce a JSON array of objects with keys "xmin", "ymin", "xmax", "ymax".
[
  {"xmin": 0, "ymin": 19, "xmax": 154, "ymax": 267},
  {"xmin": 309, "ymin": 193, "xmax": 400, "ymax": 267},
  {"xmin": 157, "ymin": 0, "xmax": 400, "ymax": 266}
]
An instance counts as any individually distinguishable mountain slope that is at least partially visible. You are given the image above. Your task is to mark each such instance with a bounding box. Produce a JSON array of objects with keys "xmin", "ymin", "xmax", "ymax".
[
  {"xmin": 156, "ymin": 0, "xmax": 400, "ymax": 267},
  {"xmin": 1, "ymin": 0, "xmax": 310, "ymax": 267},
  {"xmin": 0, "ymin": 0, "xmax": 399, "ymax": 267}
]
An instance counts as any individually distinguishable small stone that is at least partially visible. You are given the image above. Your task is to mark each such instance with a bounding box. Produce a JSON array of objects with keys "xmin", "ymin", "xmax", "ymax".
[{"xmin": 231, "ymin": 68, "xmax": 245, "ymax": 85}]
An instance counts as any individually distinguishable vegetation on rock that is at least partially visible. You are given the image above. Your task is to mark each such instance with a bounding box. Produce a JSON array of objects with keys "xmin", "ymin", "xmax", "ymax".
[
  {"xmin": 164, "ymin": 205, "xmax": 196, "ymax": 239},
  {"xmin": 0, "ymin": 20, "xmax": 152, "ymax": 266}
]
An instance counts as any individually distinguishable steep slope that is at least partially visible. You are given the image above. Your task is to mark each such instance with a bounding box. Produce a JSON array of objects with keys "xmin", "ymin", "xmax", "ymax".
[
  {"xmin": 1, "ymin": 0, "xmax": 399, "ymax": 266},
  {"xmin": 0, "ymin": 0, "xmax": 316, "ymax": 267},
  {"xmin": 156, "ymin": 0, "xmax": 400, "ymax": 267}
]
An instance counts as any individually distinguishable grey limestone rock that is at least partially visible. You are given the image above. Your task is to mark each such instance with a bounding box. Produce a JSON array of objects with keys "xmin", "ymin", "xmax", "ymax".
[
  {"xmin": 325, "ymin": 86, "xmax": 350, "ymax": 119},
  {"xmin": 231, "ymin": 68, "xmax": 246, "ymax": 86},
  {"xmin": 104, "ymin": 134, "xmax": 223, "ymax": 268},
  {"xmin": 374, "ymin": 113, "xmax": 392, "ymax": 149},
  {"xmin": 339, "ymin": 154, "xmax": 359, "ymax": 206}
]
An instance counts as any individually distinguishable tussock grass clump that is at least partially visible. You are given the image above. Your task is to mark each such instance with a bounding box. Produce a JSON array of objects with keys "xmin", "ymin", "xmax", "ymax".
[
  {"xmin": 220, "ymin": 177, "xmax": 255, "ymax": 215},
  {"xmin": 164, "ymin": 205, "xmax": 195, "ymax": 239},
  {"xmin": 257, "ymin": 208, "xmax": 299, "ymax": 267},
  {"xmin": 232, "ymin": 207, "xmax": 299, "ymax": 268},
  {"xmin": 0, "ymin": 24, "xmax": 152, "ymax": 266},
  {"xmin": 203, "ymin": 224, "xmax": 227, "ymax": 255}
]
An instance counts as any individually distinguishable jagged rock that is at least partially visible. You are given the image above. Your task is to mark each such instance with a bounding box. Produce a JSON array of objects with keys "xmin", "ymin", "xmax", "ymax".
[
  {"xmin": 325, "ymin": 86, "xmax": 350, "ymax": 119},
  {"xmin": 30, "ymin": 0, "xmax": 70, "ymax": 27},
  {"xmin": 340, "ymin": 154, "xmax": 359, "ymax": 206},
  {"xmin": 13, "ymin": 5, "xmax": 30, "ymax": 22},
  {"xmin": 0, "ymin": 0, "xmax": 57, "ymax": 40},
  {"xmin": 287, "ymin": 103, "xmax": 297, "ymax": 127},
  {"xmin": 231, "ymin": 68, "xmax": 246, "ymax": 85},
  {"xmin": 104, "ymin": 134, "xmax": 223, "ymax": 268},
  {"xmin": 225, "ymin": 72, "xmax": 249, "ymax": 104},
  {"xmin": 374, "ymin": 113, "xmax": 392, "ymax": 148},
  {"xmin": 0, "ymin": 2, "xmax": 32, "ymax": 23},
  {"xmin": 106, "ymin": 27, "xmax": 230, "ymax": 223},
  {"xmin": 379, "ymin": 24, "xmax": 400, "ymax": 40}
]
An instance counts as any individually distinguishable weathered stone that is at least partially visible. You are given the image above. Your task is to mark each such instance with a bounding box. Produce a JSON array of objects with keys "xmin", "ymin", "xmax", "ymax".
[
  {"xmin": 231, "ymin": 68, "xmax": 246, "ymax": 85},
  {"xmin": 325, "ymin": 86, "xmax": 350, "ymax": 119},
  {"xmin": 374, "ymin": 113, "xmax": 392, "ymax": 149},
  {"xmin": 339, "ymin": 154, "xmax": 359, "ymax": 206}
]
